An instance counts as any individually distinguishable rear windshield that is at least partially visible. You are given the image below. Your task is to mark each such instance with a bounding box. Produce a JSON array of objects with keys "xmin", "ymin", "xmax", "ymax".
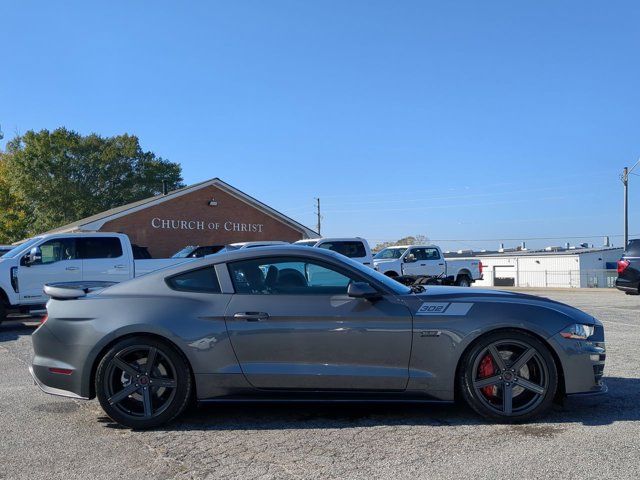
[
  {"xmin": 317, "ymin": 241, "xmax": 367, "ymax": 258},
  {"xmin": 626, "ymin": 239, "xmax": 640, "ymax": 257}
]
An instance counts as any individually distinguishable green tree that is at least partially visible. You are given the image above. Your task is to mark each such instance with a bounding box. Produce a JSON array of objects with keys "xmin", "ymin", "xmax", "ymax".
[
  {"xmin": 0, "ymin": 153, "xmax": 32, "ymax": 243},
  {"xmin": 373, "ymin": 234, "xmax": 430, "ymax": 253},
  {"xmin": 1, "ymin": 128, "xmax": 183, "ymax": 241}
]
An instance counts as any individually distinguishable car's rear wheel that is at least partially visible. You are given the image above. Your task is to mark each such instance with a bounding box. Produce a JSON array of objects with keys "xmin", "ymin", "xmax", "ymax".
[
  {"xmin": 458, "ymin": 330, "xmax": 558, "ymax": 422},
  {"xmin": 455, "ymin": 274, "xmax": 471, "ymax": 287},
  {"xmin": 0, "ymin": 302, "xmax": 6, "ymax": 325},
  {"xmin": 95, "ymin": 336, "xmax": 192, "ymax": 429}
]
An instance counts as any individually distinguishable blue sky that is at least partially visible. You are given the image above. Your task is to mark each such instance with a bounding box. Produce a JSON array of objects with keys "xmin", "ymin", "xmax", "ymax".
[{"xmin": 1, "ymin": 1, "xmax": 639, "ymax": 250}]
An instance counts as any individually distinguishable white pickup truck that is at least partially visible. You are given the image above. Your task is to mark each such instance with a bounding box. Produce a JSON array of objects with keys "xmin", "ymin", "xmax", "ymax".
[
  {"xmin": 372, "ymin": 244, "xmax": 483, "ymax": 287},
  {"xmin": 0, "ymin": 232, "xmax": 188, "ymax": 323}
]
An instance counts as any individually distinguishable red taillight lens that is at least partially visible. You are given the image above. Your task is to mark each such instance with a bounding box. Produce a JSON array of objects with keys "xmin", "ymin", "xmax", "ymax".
[
  {"xmin": 48, "ymin": 367, "xmax": 73, "ymax": 375},
  {"xmin": 39, "ymin": 315, "xmax": 48, "ymax": 325},
  {"xmin": 479, "ymin": 261, "xmax": 483, "ymax": 275},
  {"xmin": 618, "ymin": 259, "xmax": 630, "ymax": 275}
]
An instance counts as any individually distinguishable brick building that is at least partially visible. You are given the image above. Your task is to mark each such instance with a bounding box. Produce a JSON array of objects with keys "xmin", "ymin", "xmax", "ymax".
[{"xmin": 43, "ymin": 178, "xmax": 317, "ymax": 258}]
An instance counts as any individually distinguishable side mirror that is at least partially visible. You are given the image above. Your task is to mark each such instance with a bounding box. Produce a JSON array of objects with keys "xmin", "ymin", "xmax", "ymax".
[
  {"xmin": 24, "ymin": 246, "xmax": 42, "ymax": 266},
  {"xmin": 347, "ymin": 282, "xmax": 380, "ymax": 300},
  {"xmin": 404, "ymin": 254, "xmax": 417, "ymax": 263}
]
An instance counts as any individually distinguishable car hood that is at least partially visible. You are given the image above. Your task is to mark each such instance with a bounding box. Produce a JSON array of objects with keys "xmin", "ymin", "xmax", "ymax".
[{"xmin": 400, "ymin": 286, "xmax": 598, "ymax": 325}]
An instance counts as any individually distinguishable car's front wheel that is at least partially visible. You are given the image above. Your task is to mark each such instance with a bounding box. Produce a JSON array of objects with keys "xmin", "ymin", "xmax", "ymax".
[
  {"xmin": 458, "ymin": 330, "xmax": 558, "ymax": 422},
  {"xmin": 95, "ymin": 336, "xmax": 192, "ymax": 429}
]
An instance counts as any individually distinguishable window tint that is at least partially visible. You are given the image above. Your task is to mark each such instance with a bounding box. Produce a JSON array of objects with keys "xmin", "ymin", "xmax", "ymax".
[
  {"xmin": 132, "ymin": 245, "xmax": 152, "ymax": 259},
  {"xmin": 193, "ymin": 246, "xmax": 224, "ymax": 257},
  {"xmin": 228, "ymin": 257, "xmax": 362, "ymax": 295},
  {"xmin": 318, "ymin": 241, "xmax": 366, "ymax": 259},
  {"xmin": 410, "ymin": 247, "xmax": 440, "ymax": 261},
  {"xmin": 167, "ymin": 267, "xmax": 221, "ymax": 293},
  {"xmin": 36, "ymin": 239, "xmax": 77, "ymax": 265},
  {"xmin": 78, "ymin": 238, "xmax": 123, "ymax": 259}
]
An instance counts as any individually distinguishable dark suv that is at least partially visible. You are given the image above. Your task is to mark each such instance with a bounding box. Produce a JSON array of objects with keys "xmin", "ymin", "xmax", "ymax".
[{"xmin": 616, "ymin": 239, "xmax": 640, "ymax": 295}]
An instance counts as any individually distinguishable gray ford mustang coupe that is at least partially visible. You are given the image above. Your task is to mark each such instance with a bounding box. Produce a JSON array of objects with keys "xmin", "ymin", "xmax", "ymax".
[{"xmin": 30, "ymin": 246, "xmax": 606, "ymax": 429}]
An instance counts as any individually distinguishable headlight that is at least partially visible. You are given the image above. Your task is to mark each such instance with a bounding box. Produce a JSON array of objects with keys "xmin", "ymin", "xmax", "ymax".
[{"xmin": 560, "ymin": 323, "xmax": 595, "ymax": 340}]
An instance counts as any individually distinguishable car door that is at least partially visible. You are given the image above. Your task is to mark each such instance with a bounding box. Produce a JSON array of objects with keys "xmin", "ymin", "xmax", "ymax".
[
  {"xmin": 18, "ymin": 238, "xmax": 82, "ymax": 304},
  {"xmin": 224, "ymin": 256, "xmax": 413, "ymax": 391},
  {"xmin": 402, "ymin": 248, "xmax": 446, "ymax": 277},
  {"xmin": 79, "ymin": 237, "xmax": 131, "ymax": 283}
]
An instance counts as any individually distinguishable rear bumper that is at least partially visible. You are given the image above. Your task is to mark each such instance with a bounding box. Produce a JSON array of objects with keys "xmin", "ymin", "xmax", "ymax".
[
  {"xmin": 615, "ymin": 277, "xmax": 639, "ymax": 294},
  {"xmin": 30, "ymin": 323, "xmax": 92, "ymax": 399},
  {"xmin": 29, "ymin": 365, "xmax": 88, "ymax": 400}
]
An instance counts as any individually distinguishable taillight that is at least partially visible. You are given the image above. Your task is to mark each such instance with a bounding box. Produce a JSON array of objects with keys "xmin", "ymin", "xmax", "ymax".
[
  {"xmin": 479, "ymin": 261, "xmax": 483, "ymax": 275},
  {"xmin": 48, "ymin": 367, "xmax": 73, "ymax": 375},
  {"xmin": 39, "ymin": 315, "xmax": 48, "ymax": 325},
  {"xmin": 617, "ymin": 259, "xmax": 630, "ymax": 275}
]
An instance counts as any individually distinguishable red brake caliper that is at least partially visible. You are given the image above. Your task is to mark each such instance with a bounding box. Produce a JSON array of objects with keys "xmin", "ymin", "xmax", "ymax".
[{"xmin": 478, "ymin": 354, "xmax": 497, "ymax": 398}]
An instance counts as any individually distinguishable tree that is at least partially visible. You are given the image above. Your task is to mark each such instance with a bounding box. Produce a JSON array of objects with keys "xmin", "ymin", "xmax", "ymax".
[
  {"xmin": 0, "ymin": 128, "xmax": 183, "ymax": 241},
  {"xmin": 373, "ymin": 235, "xmax": 430, "ymax": 252},
  {"xmin": 0, "ymin": 153, "xmax": 31, "ymax": 243}
]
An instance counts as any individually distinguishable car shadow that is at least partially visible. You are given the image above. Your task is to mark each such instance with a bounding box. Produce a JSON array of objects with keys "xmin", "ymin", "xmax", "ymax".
[
  {"xmin": 98, "ymin": 376, "xmax": 639, "ymax": 432},
  {"xmin": 0, "ymin": 318, "xmax": 40, "ymax": 342}
]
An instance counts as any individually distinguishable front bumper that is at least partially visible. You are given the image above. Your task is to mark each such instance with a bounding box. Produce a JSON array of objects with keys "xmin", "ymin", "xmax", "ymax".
[{"xmin": 550, "ymin": 323, "xmax": 607, "ymax": 396}]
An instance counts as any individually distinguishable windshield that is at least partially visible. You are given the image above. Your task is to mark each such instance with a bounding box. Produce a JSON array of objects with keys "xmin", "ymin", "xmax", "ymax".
[
  {"xmin": 332, "ymin": 252, "xmax": 411, "ymax": 295},
  {"xmin": 172, "ymin": 246, "xmax": 197, "ymax": 258},
  {"xmin": 1, "ymin": 237, "xmax": 43, "ymax": 259},
  {"xmin": 374, "ymin": 247, "xmax": 407, "ymax": 260}
]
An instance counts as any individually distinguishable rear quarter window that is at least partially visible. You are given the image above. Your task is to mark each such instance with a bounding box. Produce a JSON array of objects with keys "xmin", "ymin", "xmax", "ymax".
[
  {"xmin": 166, "ymin": 267, "xmax": 221, "ymax": 293},
  {"xmin": 318, "ymin": 241, "xmax": 367, "ymax": 258}
]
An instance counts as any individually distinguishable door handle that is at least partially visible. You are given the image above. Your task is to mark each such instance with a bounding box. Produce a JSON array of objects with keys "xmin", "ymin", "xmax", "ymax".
[
  {"xmin": 65, "ymin": 266, "xmax": 79, "ymax": 271},
  {"xmin": 114, "ymin": 265, "xmax": 127, "ymax": 269},
  {"xmin": 233, "ymin": 312, "xmax": 269, "ymax": 322},
  {"xmin": 420, "ymin": 263, "xmax": 426, "ymax": 266},
  {"xmin": 438, "ymin": 263, "xmax": 445, "ymax": 266}
]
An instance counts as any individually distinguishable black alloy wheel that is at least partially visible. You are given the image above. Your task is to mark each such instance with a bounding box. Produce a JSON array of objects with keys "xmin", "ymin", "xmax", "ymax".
[
  {"xmin": 459, "ymin": 330, "xmax": 558, "ymax": 421},
  {"xmin": 96, "ymin": 336, "xmax": 192, "ymax": 429}
]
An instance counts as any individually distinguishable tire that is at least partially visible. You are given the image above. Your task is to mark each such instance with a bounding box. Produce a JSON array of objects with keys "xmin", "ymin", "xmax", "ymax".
[
  {"xmin": 455, "ymin": 275, "xmax": 471, "ymax": 287},
  {"xmin": 95, "ymin": 336, "xmax": 192, "ymax": 429},
  {"xmin": 384, "ymin": 271, "xmax": 399, "ymax": 278},
  {"xmin": 0, "ymin": 302, "xmax": 6, "ymax": 325},
  {"xmin": 458, "ymin": 330, "xmax": 558, "ymax": 422}
]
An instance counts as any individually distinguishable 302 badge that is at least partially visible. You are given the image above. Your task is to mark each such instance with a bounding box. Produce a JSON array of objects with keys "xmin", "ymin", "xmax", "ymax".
[{"xmin": 416, "ymin": 302, "xmax": 474, "ymax": 316}]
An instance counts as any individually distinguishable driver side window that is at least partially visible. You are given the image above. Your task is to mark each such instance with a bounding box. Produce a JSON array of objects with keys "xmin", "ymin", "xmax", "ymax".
[
  {"xmin": 31, "ymin": 239, "xmax": 78, "ymax": 265},
  {"xmin": 228, "ymin": 257, "xmax": 359, "ymax": 295}
]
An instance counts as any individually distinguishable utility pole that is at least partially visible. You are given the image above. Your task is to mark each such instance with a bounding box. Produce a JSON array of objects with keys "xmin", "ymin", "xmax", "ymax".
[
  {"xmin": 621, "ymin": 159, "xmax": 640, "ymax": 248},
  {"xmin": 315, "ymin": 197, "xmax": 321, "ymax": 235}
]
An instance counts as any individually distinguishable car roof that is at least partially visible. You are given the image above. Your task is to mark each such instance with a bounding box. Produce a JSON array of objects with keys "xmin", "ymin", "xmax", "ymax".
[
  {"xmin": 230, "ymin": 241, "xmax": 289, "ymax": 247},
  {"xmin": 300, "ymin": 237, "xmax": 367, "ymax": 243}
]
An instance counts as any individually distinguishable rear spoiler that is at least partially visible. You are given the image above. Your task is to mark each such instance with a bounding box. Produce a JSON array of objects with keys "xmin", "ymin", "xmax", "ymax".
[{"xmin": 43, "ymin": 281, "xmax": 117, "ymax": 300}]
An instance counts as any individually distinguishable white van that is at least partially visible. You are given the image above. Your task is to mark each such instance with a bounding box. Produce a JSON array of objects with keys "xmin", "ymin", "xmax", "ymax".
[{"xmin": 294, "ymin": 238, "xmax": 373, "ymax": 267}]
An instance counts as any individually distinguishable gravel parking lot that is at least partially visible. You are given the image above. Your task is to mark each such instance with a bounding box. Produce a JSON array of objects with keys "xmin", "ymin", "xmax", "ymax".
[{"xmin": 1, "ymin": 289, "xmax": 639, "ymax": 480}]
